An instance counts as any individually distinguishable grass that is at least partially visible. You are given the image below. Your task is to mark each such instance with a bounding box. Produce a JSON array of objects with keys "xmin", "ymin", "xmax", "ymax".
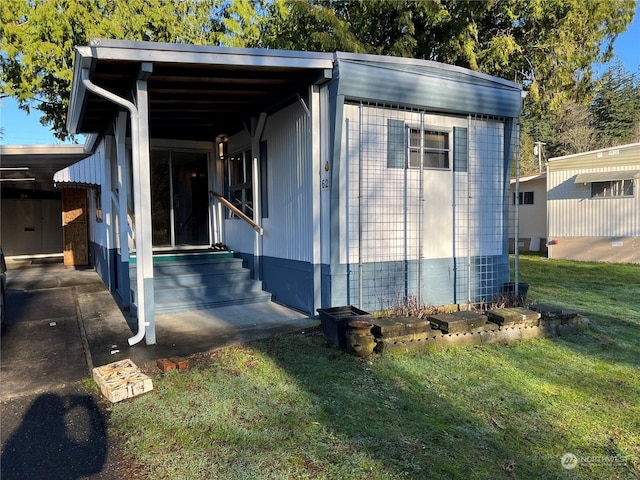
[{"xmin": 106, "ymin": 255, "xmax": 640, "ymax": 479}]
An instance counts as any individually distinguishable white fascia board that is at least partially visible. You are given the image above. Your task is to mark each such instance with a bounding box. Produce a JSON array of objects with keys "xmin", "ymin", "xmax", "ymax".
[
  {"xmin": 0, "ymin": 144, "xmax": 88, "ymax": 156},
  {"xmin": 510, "ymin": 173, "xmax": 547, "ymax": 184},
  {"xmin": 548, "ymin": 142, "xmax": 640, "ymax": 162},
  {"xmin": 67, "ymin": 47, "xmax": 93, "ymax": 134},
  {"xmin": 88, "ymin": 38, "xmax": 334, "ymax": 70}
]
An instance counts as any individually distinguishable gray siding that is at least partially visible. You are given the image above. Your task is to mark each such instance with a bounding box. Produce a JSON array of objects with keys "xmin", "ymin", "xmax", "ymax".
[{"xmin": 334, "ymin": 57, "xmax": 522, "ymax": 118}]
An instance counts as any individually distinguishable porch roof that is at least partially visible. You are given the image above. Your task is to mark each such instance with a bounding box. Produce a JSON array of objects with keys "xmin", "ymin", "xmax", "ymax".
[{"xmin": 68, "ymin": 39, "xmax": 334, "ymax": 141}]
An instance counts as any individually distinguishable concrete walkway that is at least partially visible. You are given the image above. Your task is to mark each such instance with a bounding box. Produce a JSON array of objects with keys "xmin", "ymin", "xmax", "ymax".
[{"xmin": 1, "ymin": 256, "xmax": 317, "ymax": 399}]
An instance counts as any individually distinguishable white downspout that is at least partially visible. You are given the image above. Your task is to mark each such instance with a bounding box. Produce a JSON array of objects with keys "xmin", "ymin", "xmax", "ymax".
[{"xmin": 80, "ymin": 67, "xmax": 154, "ymax": 346}]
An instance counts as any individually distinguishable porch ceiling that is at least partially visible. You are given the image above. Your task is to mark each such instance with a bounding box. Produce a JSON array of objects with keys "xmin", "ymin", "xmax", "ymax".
[{"xmin": 78, "ymin": 57, "xmax": 330, "ymax": 141}]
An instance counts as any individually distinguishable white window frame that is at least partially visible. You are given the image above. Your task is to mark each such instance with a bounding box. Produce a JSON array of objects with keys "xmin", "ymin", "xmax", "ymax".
[
  {"xmin": 591, "ymin": 179, "xmax": 634, "ymax": 198},
  {"xmin": 227, "ymin": 149, "xmax": 254, "ymax": 219},
  {"xmin": 407, "ymin": 126, "xmax": 451, "ymax": 170}
]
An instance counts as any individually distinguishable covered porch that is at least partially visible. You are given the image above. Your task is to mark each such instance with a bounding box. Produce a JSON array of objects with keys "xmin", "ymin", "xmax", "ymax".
[{"xmin": 66, "ymin": 39, "xmax": 333, "ymax": 345}]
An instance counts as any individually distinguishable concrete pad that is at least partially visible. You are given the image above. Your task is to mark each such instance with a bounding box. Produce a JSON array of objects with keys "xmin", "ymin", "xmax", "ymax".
[{"xmin": 88, "ymin": 301, "xmax": 318, "ymax": 368}]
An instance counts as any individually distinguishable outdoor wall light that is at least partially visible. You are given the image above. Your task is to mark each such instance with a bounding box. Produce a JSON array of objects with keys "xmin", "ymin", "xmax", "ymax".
[{"xmin": 218, "ymin": 141, "xmax": 228, "ymax": 159}]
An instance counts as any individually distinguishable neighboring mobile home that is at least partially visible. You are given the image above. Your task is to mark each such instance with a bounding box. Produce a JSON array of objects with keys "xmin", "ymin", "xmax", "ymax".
[
  {"xmin": 508, "ymin": 173, "xmax": 547, "ymax": 253},
  {"xmin": 547, "ymin": 143, "xmax": 640, "ymax": 263},
  {"xmin": 61, "ymin": 39, "xmax": 522, "ymax": 345}
]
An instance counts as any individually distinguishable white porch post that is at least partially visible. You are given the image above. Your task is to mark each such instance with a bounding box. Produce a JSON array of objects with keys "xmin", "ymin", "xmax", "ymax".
[
  {"xmin": 102, "ymin": 136, "xmax": 114, "ymax": 290},
  {"xmin": 310, "ymin": 84, "xmax": 322, "ymax": 313},
  {"xmin": 250, "ymin": 113, "xmax": 267, "ymax": 280},
  {"xmin": 115, "ymin": 111, "xmax": 131, "ymax": 308},
  {"xmin": 132, "ymin": 70, "xmax": 156, "ymax": 345}
]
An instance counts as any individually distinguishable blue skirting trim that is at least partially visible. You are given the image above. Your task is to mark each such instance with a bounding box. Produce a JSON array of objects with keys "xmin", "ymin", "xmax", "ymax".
[
  {"xmin": 90, "ymin": 242, "xmax": 117, "ymax": 292},
  {"xmin": 261, "ymin": 256, "xmax": 315, "ymax": 314}
]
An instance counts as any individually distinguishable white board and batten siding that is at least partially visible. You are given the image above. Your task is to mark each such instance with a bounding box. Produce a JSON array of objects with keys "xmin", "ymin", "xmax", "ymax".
[
  {"xmin": 225, "ymin": 102, "xmax": 314, "ymax": 262},
  {"xmin": 339, "ymin": 104, "xmax": 506, "ymax": 265}
]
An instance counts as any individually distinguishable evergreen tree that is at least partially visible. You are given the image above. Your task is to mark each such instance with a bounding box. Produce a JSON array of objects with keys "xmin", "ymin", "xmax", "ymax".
[{"xmin": 590, "ymin": 63, "xmax": 640, "ymax": 146}]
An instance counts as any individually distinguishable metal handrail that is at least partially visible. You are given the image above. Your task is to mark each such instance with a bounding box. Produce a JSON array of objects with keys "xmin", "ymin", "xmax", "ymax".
[{"xmin": 210, "ymin": 191, "xmax": 264, "ymax": 235}]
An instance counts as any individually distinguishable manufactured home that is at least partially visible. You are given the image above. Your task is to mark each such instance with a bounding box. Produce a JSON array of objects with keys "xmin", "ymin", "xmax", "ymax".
[
  {"xmin": 508, "ymin": 173, "xmax": 547, "ymax": 253},
  {"xmin": 547, "ymin": 143, "xmax": 640, "ymax": 263},
  {"xmin": 60, "ymin": 39, "xmax": 523, "ymax": 345}
]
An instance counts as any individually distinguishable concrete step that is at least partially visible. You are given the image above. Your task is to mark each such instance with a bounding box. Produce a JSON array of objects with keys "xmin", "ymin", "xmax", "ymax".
[
  {"xmin": 153, "ymin": 279, "xmax": 265, "ymax": 300},
  {"xmin": 153, "ymin": 290, "xmax": 272, "ymax": 314},
  {"xmin": 130, "ymin": 257, "xmax": 245, "ymax": 276},
  {"xmin": 141, "ymin": 269, "xmax": 252, "ymax": 289},
  {"xmin": 129, "ymin": 252, "xmax": 271, "ymax": 314}
]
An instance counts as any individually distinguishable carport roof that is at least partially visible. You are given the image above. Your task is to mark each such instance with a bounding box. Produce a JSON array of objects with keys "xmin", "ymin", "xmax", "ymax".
[
  {"xmin": 68, "ymin": 39, "xmax": 334, "ymax": 141},
  {"xmin": 0, "ymin": 144, "xmax": 91, "ymax": 187}
]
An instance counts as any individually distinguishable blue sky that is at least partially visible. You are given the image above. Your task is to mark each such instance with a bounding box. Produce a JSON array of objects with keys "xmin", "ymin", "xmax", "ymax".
[{"xmin": 1, "ymin": 7, "xmax": 639, "ymax": 146}]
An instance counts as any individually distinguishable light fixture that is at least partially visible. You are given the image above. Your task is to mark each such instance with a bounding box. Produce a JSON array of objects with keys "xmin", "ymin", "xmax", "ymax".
[{"xmin": 218, "ymin": 141, "xmax": 228, "ymax": 159}]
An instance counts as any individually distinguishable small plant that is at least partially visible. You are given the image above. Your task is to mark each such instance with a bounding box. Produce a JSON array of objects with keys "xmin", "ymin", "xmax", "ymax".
[
  {"xmin": 388, "ymin": 294, "xmax": 446, "ymax": 318},
  {"xmin": 473, "ymin": 292, "xmax": 526, "ymax": 312}
]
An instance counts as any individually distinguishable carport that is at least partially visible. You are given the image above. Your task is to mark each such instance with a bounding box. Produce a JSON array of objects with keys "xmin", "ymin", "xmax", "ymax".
[{"xmin": 0, "ymin": 144, "xmax": 91, "ymax": 256}]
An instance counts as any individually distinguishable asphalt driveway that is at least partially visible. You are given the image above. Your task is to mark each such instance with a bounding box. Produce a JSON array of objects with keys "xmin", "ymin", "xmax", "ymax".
[{"xmin": 0, "ymin": 257, "xmax": 122, "ymax": 479}]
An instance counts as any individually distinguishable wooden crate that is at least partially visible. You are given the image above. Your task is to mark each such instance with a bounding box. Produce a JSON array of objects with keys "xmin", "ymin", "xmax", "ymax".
[{"xmin": 92, "ymin": 359, "xmax": 153, "ymax": 403}]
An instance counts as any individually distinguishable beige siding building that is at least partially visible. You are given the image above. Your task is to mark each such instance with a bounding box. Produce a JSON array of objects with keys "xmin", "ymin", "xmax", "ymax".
[
  {"xmin": 509, "ymin": 173, "xmax": 547, "ymax": 253},
  {"xmin": 547, "ymin": 143, "xmax": 640, "ymax": 263}
]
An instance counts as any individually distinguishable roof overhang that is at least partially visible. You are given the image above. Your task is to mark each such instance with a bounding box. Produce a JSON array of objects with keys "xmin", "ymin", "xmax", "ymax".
[
  {"xmin": 510, "ymin": 173, "xmax": 547, "ymax": 185},
  {"xmin": 0, "ymin": 144, "xmax": 92, "ymax": 189},
  {"xmin": 574, "ymin": 170, "xmax": 640, "ymax": 184},
  {"xmin": 68, "ymin": 39, "xmax": 335, "ymax": 141}
]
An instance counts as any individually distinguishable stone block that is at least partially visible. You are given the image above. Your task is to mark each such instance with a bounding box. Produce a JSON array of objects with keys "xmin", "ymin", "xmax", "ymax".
[
  {"xmin": 438, "ymin": 332, "xmax": 478, "ymax": 348},
  {"xmin": 371, "ymin": 317, "xmax": 432, "ymax": 337},
  {"xmin": 371, "ymin": 318, "xmax": 408, "ymax": 337},
  {"xmin": 486, "ymin": 308, "xmax": 540, "ymax": 327},
  {"xmin": 428, "ymin": 311, "xmax": 489, "ymax": 334},
  {"xmin": 498, "ymin": 327, "xmax": 523, "ymax": 342},
  {"xmin": 519, "ymin": 326, "xmax": 544, "ymax": 341},
  {"xmin": 93, "ymin": 359, "xmax": 153, "ymax": 403},
  {"xmin": 375, "ymin": 332, "xmax": 438, "ymax": 353},
  {"xmin": 478, "ymin": 330, "xmax": 503, "ymax": 345},
  {"xmin": 528, "ymin": 303, "xmax": 579, "ymax": 321},
  {"xmin": 402, "ymin": 317, "xmax": 432, "ymax": 334},
  {"xmin": 539, "ymin": 319, "xmax": 559, "ymax": 337},
  {"xmin": 157, "ymin": 358, "xmax": 177, "ymax": 373}
]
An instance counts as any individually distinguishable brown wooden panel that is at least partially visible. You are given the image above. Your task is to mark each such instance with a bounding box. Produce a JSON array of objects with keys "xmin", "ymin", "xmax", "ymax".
[{"xmin": 62, "ymin": 188, "xmax": 88, "ymax": 266}]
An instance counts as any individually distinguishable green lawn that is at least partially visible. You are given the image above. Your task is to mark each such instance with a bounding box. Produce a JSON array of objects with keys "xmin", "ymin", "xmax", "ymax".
[{"xmin": 107, "ymin": 256, "xmax": 640, "ymax": 479}]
